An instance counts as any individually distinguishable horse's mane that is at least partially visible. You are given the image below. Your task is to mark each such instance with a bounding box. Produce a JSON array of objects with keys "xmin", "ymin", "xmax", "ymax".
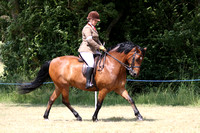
[{"xmin": 107, "ymin": 41, "xmax": 146, "ymax": 55}]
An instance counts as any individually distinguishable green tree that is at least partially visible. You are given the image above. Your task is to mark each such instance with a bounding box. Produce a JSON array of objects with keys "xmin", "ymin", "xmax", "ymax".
[{"xmin": 0, "ymin": 0, "xmax": 199, "ymax": 94}]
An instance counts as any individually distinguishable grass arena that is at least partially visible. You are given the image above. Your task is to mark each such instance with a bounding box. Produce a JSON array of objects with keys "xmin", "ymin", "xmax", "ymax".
[{"xmin": 0, "ymin": 103, "xmax": 200, "ymax": 133}]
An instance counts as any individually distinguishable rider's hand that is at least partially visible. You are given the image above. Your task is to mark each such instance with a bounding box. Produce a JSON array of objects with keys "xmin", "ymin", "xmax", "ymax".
[{"xmin": 99, "ymin": 45, "xmax": 106, "ymax": 51}]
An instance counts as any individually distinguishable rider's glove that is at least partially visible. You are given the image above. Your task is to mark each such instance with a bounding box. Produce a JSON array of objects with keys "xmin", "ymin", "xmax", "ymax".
[{"xmin": 99, "ymin": 45, "xmax": 106, "ymax": 51}]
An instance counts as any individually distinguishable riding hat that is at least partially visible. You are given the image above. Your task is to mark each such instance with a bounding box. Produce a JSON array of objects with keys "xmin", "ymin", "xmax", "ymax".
[{"xmin": 87, "ymin": 11, "xmax": 100, "ymax": 21}]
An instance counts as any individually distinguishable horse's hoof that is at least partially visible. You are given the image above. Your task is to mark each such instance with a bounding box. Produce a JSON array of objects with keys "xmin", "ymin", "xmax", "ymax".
[
  {"xmin": 44, "ymin": 118, "xmax": 49, "ymax": 121},
  {"xmin": 93, "ymin": 119, "xmax": 98, "ymax": 122},
  {"xmin": 137, "ymin": 116, "xmax": 143, "ymax": 121},
  {"xmin": 43, "ymin": 115, "xmax": 48, "ymax": 119},
  {"xmin": 77, "ymin": 116, "xmax": 82, "ymax": 121},
  {"xmin": 92, "ymin": 116, "xmax": 98, "ymax": 122}
]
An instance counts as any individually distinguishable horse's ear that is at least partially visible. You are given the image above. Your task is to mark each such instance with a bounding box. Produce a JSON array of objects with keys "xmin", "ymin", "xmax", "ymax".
[
  {"xmin": 143, "ymin": 47, "xmax": 147, "ymax": 51},
  {"xmin": 135, "ymin": 47, "xmax": 140, "ymax": 52}
]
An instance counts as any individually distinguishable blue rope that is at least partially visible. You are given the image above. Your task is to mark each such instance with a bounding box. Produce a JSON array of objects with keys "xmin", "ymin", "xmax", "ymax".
[
  {"xmin": 0, "ymin": 79, "xmax": 200, "ymax": 86},
  {"xmin": 126, "ymin": 79, "xmax": 200, "ymax": 82},
  {"xmin": 0, "ymin": 82, "xmax": 53, "ymax": 86},
  {"xmin": 0, "ymin": 83, "xmax": 22, "ymax": 85}
]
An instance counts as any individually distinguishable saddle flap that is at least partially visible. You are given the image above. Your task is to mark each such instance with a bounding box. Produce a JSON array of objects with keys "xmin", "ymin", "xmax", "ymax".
[
  {"xmin": 78, "ymin": 53, "xmax": 106, "ymax": 77},
  {"xmin": 78, "ymin": 55, "xmax": 84, "ymax": 62},
  {"xmin": 81, "ymin": 59, "xmax": 98, "ymax": 77}
]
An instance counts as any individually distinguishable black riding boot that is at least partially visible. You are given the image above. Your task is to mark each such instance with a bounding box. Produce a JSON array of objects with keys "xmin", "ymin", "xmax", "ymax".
[{"xmin": 85, "ymin": 67, "xmax": 94, "ymax": 89}]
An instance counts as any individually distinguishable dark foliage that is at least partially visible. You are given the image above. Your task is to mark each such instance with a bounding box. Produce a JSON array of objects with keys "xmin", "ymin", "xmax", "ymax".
[{"xmin": 0, "ymin": 0, "xmax": 200, "ymax": 94}]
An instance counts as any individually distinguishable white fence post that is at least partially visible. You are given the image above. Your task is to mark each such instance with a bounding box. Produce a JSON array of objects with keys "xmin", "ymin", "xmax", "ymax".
[{"xmin": 95, "ymin": 91, "xmax": 97, "ymax": 109}]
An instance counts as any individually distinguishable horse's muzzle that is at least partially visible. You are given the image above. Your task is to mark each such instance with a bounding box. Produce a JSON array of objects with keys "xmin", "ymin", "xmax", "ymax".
[{"xmin": 129, "ymin": 68, "xmax": 138, "ymax": 77}]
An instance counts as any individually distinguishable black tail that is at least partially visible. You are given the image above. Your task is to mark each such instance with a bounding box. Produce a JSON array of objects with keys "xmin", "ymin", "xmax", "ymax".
[{"xmin": 19, "ymin": 61, "xmax": 51, "ymax": 94}]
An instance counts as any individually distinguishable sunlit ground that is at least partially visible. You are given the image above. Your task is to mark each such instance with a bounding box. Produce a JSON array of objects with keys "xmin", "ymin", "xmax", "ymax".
[{"xmin": 0, "ymin": 104, "xmax": 199, "ymax": 133}]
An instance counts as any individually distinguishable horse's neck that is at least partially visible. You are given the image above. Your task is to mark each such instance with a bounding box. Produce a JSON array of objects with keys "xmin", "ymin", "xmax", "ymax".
[
  {"xmin": 108, "ymin": 51, "xmax": 127, "ymax": 63},
  {"xmin": 105, "ymin": 51, "xmax": 127, "ymax": 79},
  {"xmin": 106, "ymin": 51, "xmax": 128, "ymax": 73}
]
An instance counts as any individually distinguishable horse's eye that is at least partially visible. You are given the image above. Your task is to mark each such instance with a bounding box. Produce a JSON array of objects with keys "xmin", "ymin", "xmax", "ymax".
[{"xmin": 136, "ymin": 57, "xmax": 142, "ymax": 62}]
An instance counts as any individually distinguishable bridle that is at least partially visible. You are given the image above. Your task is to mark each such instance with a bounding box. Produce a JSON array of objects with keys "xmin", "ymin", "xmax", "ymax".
[
  {"xmin": 104, "ymin": 49, "xmax": 143, "ymax": 71},
  {"xmin": 127, "ymin": 51, "xmax": 143, "ymax": 68}
]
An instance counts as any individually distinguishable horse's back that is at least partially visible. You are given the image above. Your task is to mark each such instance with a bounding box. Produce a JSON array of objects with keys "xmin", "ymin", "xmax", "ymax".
[
  {"xmin": 51, "ymin": 55, "xmax": 79, "ymax": 63},
  {"xmin": 49, "ymin": 55, "xmax": 85, "ymax": 86},
  {"xmin": 50, "ymin": 55, "xmax": 79, "ymax": 70}
]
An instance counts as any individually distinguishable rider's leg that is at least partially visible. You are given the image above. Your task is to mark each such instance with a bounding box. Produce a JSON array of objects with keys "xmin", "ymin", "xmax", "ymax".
[
  {"xmin": 80, "ymin": 52, "xmax": 94, "ymax": 89},
  {"xmin": 85, "ymin": 67, "xmax": 94, "ymax": 89}
]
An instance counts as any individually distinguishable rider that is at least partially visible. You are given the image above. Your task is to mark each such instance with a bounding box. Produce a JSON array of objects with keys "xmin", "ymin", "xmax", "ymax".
[{"xmin": 78, "ymin": 11, "xmax": 106, "ymax": 89}]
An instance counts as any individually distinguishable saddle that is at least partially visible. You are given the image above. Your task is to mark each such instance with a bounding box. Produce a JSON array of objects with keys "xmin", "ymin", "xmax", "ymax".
[
  {"xmin": 78, "ymin": 54, "xmax": 101, "ymax": 77},
  {"xmin": 78, "ymin": 54, "xmax": 106, "ymax": 86}
]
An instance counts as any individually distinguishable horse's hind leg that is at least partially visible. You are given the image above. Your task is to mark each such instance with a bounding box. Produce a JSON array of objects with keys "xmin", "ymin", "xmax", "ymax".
[
  {"xmin": 61, "ymin": 87, "xmax": 82, "ymax": 121},
  {"xmin": 115, "ymin": 89, "xmax": 143, "ymax": 121},
  {"xmin": 43, "ymin": 88, "xmax": 61, "ymax": 119}
]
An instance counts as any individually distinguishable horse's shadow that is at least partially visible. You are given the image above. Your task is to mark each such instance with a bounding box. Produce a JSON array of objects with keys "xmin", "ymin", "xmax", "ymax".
[
  {"xmin": 99, "ymin": 117, "xmax": 155, "ymax": 122},
  {"xmin": 82, "ymin": 117, "xmax": 156, "ymax": 122},
  {"xmin": 53, "ymin": 117, "xmax": 155, "ymax": 122}
]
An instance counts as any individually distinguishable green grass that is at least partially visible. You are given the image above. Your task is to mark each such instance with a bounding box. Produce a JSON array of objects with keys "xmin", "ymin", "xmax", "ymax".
[
  {"xmin": 0, "ymin": 73, "xmax": 199, "ymax": 106},
  {"xmin": 0, "ymin": 85, "xmax": 129, "ymax": 106},
  {"xmin": 136, "ymin": 83, "xmax": 200, "ymax": 106},
  {"xmin": 0, "ymin": 83, "xmax": 199, "ymax": 106}
]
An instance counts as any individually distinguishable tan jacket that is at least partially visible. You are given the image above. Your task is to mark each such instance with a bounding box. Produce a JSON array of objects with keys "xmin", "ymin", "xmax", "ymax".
[{"xmin": 78, "ymin": 24, "xmax": 101, "ymax": 53}]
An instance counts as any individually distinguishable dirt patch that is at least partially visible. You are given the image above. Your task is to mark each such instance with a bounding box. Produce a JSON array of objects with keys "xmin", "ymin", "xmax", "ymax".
[{"xmin": 0, "ymin": 103, "xmax": 200, "ymax": 133}]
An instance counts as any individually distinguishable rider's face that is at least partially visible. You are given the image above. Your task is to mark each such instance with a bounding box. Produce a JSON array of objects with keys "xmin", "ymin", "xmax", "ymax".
[{"xmin": 90, "ymin": 19, "xmax": 98, "ymax": 26}]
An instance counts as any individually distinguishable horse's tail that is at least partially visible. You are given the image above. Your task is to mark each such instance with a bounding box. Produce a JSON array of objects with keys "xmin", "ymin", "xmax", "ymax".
[{"xmin": 18, "ymin": 61, "xmax": 51, "ymax": 94}]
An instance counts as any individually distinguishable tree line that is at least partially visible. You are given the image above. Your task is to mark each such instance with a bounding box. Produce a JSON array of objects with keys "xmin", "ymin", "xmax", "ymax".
[{"xmin": 0, "ymin": 0, "xmax": 200, "ymax": 93}]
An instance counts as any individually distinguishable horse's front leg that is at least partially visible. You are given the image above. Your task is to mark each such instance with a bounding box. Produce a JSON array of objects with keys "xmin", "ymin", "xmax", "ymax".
[
  {"xmin": 115, "ymin": 89, "xmax": 143, "ymax": 121},
  {"xmin": 92, "ymin": 89, "xmax": 108, "ymax": 122}
]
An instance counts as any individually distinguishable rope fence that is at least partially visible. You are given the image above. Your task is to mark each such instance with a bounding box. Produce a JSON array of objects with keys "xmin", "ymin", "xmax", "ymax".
[
  {"xmin": 126, "ymin": 79, "xmax": 200, "ymax": 82},
  {"xmin": 0, "ymin": 79, "xmax": 200, "ymax": 86},
  {"xmin": 1, "ymin": 78, "xmax": 199, "ymax": 109}
]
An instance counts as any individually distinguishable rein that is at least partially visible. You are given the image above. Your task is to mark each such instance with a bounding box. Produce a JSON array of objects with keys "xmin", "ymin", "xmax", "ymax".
[
  {"xmin": 104, "ymin": 51, "xmax": 132, "ymax": 71},
  {"xmin": 98, "ymin": 48, "xmax": 142, "ymax": 72}
]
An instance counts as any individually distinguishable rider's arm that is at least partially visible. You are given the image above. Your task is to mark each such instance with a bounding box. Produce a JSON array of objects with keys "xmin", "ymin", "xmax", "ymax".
[
  {"xmin": 84, "ymin": 27, "xmax": 101, "ymax": 49},
  {"xmin": 97, "ymin": 40, "xmax": 103, "ymax": 46}
]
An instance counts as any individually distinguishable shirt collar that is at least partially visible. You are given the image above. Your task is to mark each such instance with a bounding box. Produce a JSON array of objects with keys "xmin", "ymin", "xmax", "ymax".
[{"xmin": 88, "ymin": 22, "xmax": 94, "ymax": 28}]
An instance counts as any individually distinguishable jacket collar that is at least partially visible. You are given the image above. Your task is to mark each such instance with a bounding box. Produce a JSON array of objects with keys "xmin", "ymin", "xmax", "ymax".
[{"xmin": 87, "ymin": 22, "xmax": 98, "ymax": 33}]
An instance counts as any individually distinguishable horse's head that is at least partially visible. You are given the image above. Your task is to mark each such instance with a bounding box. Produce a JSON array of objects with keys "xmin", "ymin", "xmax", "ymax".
[
  {"xmin": 108, "ymin": 41, "xmax": 147, "ymax": 77},
  {"xmin": 126, "ymin": 46, "xmax": 147, "ymax": 77}
]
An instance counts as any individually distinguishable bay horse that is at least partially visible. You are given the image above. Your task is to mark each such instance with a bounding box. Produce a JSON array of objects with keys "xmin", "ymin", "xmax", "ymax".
[{"xmin": 19, "ymin": 41, "xmax": 147, "ymax": 121}]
